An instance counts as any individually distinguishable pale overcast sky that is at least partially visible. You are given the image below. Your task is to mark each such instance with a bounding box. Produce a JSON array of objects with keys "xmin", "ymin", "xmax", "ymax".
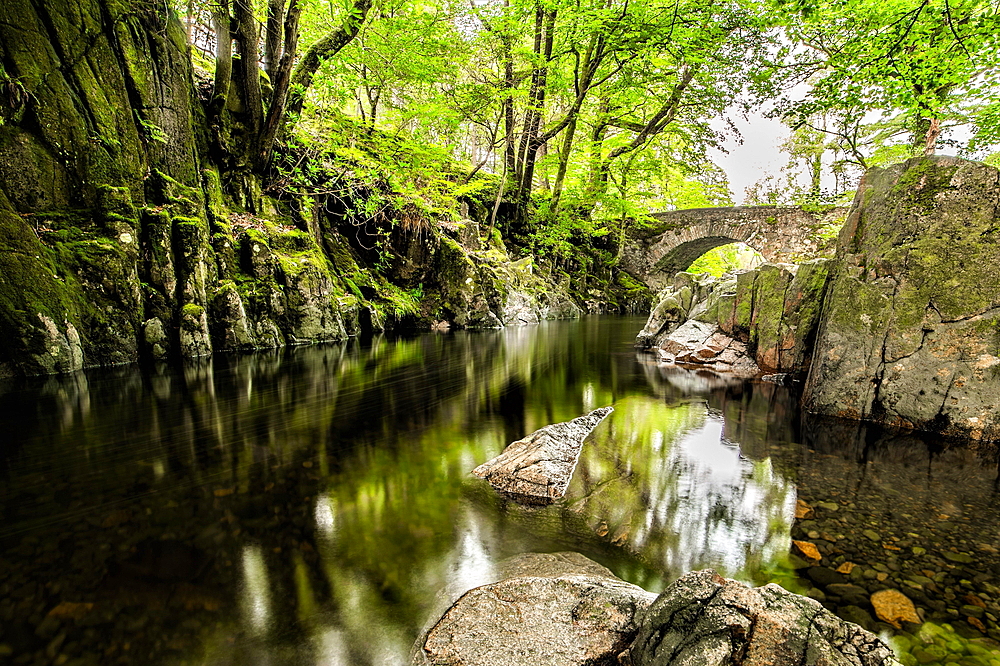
[{"xmin": 709, "ymin": 113, "xmax": 789, "ymax": 205}]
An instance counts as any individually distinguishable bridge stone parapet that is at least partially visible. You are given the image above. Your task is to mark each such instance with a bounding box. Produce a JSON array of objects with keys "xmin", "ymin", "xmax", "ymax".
[{"xmin": 621, "ymin": 205, "xmax": 847, "ymax": 290}]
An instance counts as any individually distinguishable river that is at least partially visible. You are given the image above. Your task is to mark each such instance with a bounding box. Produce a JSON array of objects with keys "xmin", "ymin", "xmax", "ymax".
[{"xmin": 1, "ymin": 316, "xmax": 999, "ymax": 665}]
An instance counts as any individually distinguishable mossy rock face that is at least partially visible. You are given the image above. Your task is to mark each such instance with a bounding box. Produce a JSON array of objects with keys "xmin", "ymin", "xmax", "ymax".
[
  {"xmin": 0, "ymin": 0, "xmax": 198, "ymax": 212},
  {"xmin": 636, "ymin": 260, "xmax": 830, "ymax": 376},
  {"xmin": 239, "ymin": 229, "xmax": 278, "ymax": 280},
  {"xmin": 804, "ymin": 156, "xmax": 1000, "ymax": 440}
]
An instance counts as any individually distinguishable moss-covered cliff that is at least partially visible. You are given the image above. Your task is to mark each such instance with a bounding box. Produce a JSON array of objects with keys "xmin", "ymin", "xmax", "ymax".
[
  {"xmin": 0, "ymin": 0, "xmax": 602, "ymax": 377},
  {"xmin": 803, "ymin": 156, "xmax": 1000, "ymax": 441}
]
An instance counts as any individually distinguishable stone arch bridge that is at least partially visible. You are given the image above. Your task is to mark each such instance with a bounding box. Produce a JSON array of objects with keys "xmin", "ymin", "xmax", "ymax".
[{"xmin": 621, "ymin": 205, "xmax": 847, "ymax": 290}]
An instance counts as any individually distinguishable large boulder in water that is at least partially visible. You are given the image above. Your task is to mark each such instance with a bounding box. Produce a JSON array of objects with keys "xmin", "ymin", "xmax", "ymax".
[
  {"xmin": 803, "ymin": 156, "xmax": 1000, "ymax": 441},
  {"xmin": 472, "ymin": 406, "xmax": 613, "ymax": 503},
  {"xmin": 414, "ymin": 552, "xmax": 656, "ymax": 666},
  {"xmin": 631, "ymin": 570, "xmax": 898, "ymax": 666}
]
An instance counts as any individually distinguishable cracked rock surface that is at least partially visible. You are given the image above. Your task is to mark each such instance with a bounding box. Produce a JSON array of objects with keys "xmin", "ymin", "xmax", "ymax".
[
  {"xmin": 631, "ymin": 570, "xmax": 899, "ymax": 666},
  {"xmin": 803, "ymin": 156, "xmax": 1000, "ymax": 441},
  {"xmin": 415, "ymin": 554, "xmax": 656, "ymax": 666},
  {"xmin": 471, "ymin": 406, "xmax": 613, "ymax": 503}
]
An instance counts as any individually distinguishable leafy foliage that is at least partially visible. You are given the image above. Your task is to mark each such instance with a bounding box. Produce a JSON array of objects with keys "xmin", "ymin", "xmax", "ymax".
[
  {"xmin": 686, "ymin": 243, "xmax": 763, "ymax": 277},
  {"xmin": 172, "ymin": 0, "xmax": 1000, "ymax": 274}
]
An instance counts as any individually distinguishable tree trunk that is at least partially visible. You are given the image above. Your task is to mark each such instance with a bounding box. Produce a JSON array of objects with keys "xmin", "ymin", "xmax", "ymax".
[
  {"xmin": 264, "ymin": 0, "xmax": 287, "ymax": 82},
  {"xmin": 580, "ymin": 107, "xmax": 610, "ymax": 218},
  {"xmin": 502, "ymin": 34, "xmax": 517, "ymax": 175},
  {"xmin": 208, "ymin": 0, "xmax": 233, "ymax": 160},
  {"xmin": 284, "ymin": 0, "xmax": 374, "ymax": 122},
  {"xmin": 550, "ymin": 115, "xmax": 577, "ymax": 213},
  {"xmin": 233, "ymin": 0, "xmax": 264, "ymax": 148},
  {"xmin": 923, "ymin": 117, "xmax": 941, "ymax": 156},
  {"xmin": 258, "ymin": 0, "xmax": 302, "ymax": 168},
  {"xmin": 514, "ymin": 5, "xmax": 556, "ymax": 206},
  {"xmin": 810, "ymin": 153, "xmax": 821, "ymax": 200}
]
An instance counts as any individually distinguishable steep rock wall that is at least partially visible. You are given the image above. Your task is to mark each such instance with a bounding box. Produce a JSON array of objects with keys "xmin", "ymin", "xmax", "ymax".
[
  {"xmin": 802, "ymin": 156, "xmax": 1000, "ymax": 441},
  {"xmin": 0, "ymin": 0, "xmax": 581, "ymax": 378}
]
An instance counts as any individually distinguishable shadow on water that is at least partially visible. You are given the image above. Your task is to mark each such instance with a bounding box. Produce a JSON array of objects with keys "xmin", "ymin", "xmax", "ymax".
[{"xmin": 1, "ymin": 316, "xmax": 999, "ymax": 664}]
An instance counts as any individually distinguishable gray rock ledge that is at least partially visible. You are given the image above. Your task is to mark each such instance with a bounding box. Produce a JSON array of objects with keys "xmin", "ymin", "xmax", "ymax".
[{"xmin": 632, "ymin": 569, "xmax": 900, "ymax": 666}]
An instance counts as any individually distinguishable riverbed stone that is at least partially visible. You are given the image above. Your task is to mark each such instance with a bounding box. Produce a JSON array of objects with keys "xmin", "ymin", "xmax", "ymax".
[
  {"xmin": 472, "ymin": 407, "xmax": 613, "ymax": 503},
  {"xmin": 828, "ymin": 584, "xmax": 871, "ymax": 607},
  {"xmin": 806, "ymin": 566, "xmax": 848, "ymax": 587},
  {"xmin": 794, "ymin": 540, "xmax": 822, "ymax": 561},
  {"xmin": 871, "ymin": 589, "xmax": 921, "ymax": 629},
  {"xmin": 944, "ymin": 551, "xmax": 974, "ymax": 564},
  {"xmin": 630, "ymin": 570, "xmax": 898, "ymax": 666}
]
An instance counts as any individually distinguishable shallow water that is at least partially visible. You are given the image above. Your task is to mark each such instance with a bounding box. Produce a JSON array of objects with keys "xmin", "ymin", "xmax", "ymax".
[{"xmin": 1, "ymin": 316, "xmax": 998, "ymax": 665}]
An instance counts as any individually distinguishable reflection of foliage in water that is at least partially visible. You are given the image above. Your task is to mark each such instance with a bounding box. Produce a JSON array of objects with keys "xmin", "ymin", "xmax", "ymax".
[
  {"xmin": 297, "ymin": 392, "xmax": 801, "ymax": 661},
  {"xmin": 565, "ymin": 397, "xmax": 798, "ymax": 590},
  {"xmin": 0, "ymin": 318, "xmax": 815, "ymax": 665}
]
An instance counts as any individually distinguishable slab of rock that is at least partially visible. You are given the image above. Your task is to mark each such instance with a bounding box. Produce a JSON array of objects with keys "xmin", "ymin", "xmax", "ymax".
[
  {"xmin": 803, "ymin": 156, "xmax": 1000, "ymax": 440},
  {"xmin": 472, "ymin": 407, "xmax": 613, "ymax": 504},
  {"xmin": 415, "ymin": 558, "xmax": 656, "ymax": 666},
  {"xmin": 496, "ymin": 551, "xmax": 617, "ymax": 580},
  {"xmin": 656, "ymin": 320, "xmax": 761, "ymax": 377},
  {"xmin": 631, "ymin": 570, "xmax": 899, "ymax": 666}
]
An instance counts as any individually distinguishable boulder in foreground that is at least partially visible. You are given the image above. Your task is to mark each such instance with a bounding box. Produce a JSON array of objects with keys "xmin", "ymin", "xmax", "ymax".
[
  {"xmin": 472, "ymin": 406, "xmax": 613, "ymax": 503},
  {"xmin": 415, "ymin": 552, "xmax": 656, "ymax": 666},
  {"xmin": 631, "ymin": 570, "xmax": 898, "ymax": 666}
]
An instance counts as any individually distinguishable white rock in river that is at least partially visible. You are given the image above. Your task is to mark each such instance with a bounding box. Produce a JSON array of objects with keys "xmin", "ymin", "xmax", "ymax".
[{"xmin": 471, "ymin": 406, "xmax": 613, "ymax": 504}]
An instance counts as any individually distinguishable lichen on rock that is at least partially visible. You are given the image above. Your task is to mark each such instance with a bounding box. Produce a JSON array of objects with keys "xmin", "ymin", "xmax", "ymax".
[
  {"xmin": 631, "ymin": 570, "xmax": 899, "ymax": 666},
  {"xmin": 803, "ymin": 156, "xmax": 1000, "ymax": 441}
]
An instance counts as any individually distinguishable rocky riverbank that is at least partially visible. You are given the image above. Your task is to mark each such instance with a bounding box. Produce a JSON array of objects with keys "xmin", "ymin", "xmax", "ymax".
[
  {"xmin": 635, "ymin": 259, "xmax": 829, "ymax": 376},
  {"xmin": 637, "ymin": 156, "xmax": 1000, "ymax": 443},
  {"xmin": 0, "ymin": 0, "xmax": 651, "ymax": 379}
]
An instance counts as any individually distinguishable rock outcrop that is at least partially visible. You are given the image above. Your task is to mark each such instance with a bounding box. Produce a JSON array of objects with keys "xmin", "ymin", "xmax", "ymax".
[
  {"xmin": 636, "ymin": 260, "xmax": 830, "ymax": 376},
  {"xmin": 0, "ymin": 0, "xmax": 590, "ymax": 378},
  {"xmin": 631, "ymin": 570, "xmax": 898, "ymax": 666},
  {"xmin": 472, "ymin": 406, "xmax": 613, "ymax": 504},
  {"xmin": 803, "ymin": 156, "xmax": 1000, "ymax": 441},
  {"xmin": 414, "ymin": 552, "xmax": 656, "ymax": 666}
]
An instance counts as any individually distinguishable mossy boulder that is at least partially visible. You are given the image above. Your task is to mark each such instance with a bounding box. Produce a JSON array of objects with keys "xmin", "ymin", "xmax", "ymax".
[
  {"xmin": 803, "ymin": 156, "xmax": 1000, "ymax": 440},
  {"xmin": 636, "ymin": 260, "xmax": 830, "ymax": 376}
]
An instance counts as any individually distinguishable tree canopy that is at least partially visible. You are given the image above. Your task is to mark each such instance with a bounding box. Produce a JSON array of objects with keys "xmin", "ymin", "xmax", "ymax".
[{"xmin": 175, "ymin": 0, "xmax": 1000, "ymax": 228}]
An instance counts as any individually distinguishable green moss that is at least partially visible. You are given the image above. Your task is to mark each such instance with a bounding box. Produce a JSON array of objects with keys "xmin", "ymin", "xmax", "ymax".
[
  {"xmin": 343, "ymin": 277, "xmax": 364, "ymax": 300},
  {"xmin": 96, "ymin": 185, "xmax": 136, "ymax": 222},
  {"xmin": 892, "ymin": 157, "xmax": 959, "ymax": 211},
  {"xmin": 734, "ymin": 271, "xmax": 757, "ymax": 331},
  {"xmin": 202, "ymin": 168, "xmax": 231, "ymax": 231},
  {"xmin": 150, "ymin": 171, "xmax": 203, "ymax": 217},
  {"xmin": 751, "ymin": 264, "xmax": 792, "ymax": 353},
  {"xmin": 180, "ymin": 302, "xmax": 206, "ymax": 333}
]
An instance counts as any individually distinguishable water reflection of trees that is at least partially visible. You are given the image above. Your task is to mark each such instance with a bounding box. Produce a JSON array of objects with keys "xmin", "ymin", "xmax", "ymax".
[{"xmin": 0, "ymin": 318, "xmax": 809, "ymax": 666}]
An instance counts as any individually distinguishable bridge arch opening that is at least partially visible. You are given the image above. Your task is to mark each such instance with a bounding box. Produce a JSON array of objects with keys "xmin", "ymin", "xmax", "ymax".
[
  {"xmin": 650, "ymin": 237, "xmax": 764, "ymax": 286},
  {"xmin": 686, "ymin": 242, "xmax": 764, "ymax": 278}
]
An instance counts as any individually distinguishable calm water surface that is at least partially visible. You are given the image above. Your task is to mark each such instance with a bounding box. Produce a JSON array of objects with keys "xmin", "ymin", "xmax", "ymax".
[{"xmin": 2, "ymin": 316, "xmax": 999, "ymax": 665}]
